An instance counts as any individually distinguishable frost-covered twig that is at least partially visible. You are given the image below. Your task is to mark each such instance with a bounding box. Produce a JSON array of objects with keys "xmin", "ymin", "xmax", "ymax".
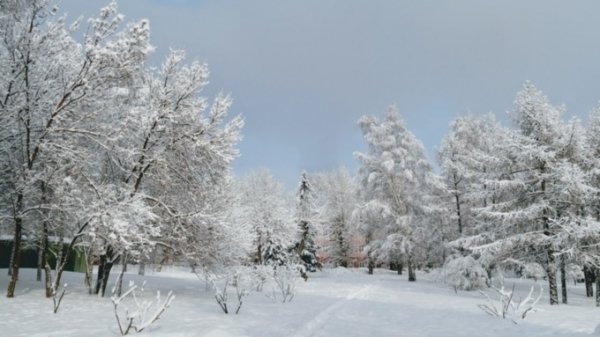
[
  {"xmin": 272, "ymin": 264, "xmax": 298, "ymax": 303},
  {"xmin": 210, "ymin": 269, "xmax": 255, "ymax": 314},
  {"xmin": 213, "ymin": 278, "xmax": 229, "ymax": 314},
  {"xmin": 477, "ymin": 281, "xmax": 542, "ymax": 324},
  {"xmin": 251, "ymin": 266, "xmax": 270, "ymax": 292},
  {"xmin": 111, "ymin": 281, "xmax": 175, "ymax": 335},
  {"xmin": 234, "ymin": 272, "xmax": 253, "ymax": 314}
]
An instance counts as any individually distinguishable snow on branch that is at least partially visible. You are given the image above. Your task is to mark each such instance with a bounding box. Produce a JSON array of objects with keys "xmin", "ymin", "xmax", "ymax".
[
  {"xmin": 111, "ymin": 281, "xmax": 175, "ymax": 335},
  {"xmin": 207, "ymin": 267, "xmax": 257, "ymax": 314},
  {"xmin": 271, "ymin": 264, "xmax": 299, "ymax": 303},
  {"xmin": 477, "ymin": 281, "xmax": 542, "ymax": 324}
]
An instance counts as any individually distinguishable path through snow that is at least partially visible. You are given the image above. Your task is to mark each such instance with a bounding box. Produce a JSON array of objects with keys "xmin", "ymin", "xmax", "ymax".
[
  {"xmin": 290, "ymin": 283, "xmax": 374, "ymax": 337},
  {"xmin": 1, "ymin": 268, "xmax": 599, "ymax": 336}
]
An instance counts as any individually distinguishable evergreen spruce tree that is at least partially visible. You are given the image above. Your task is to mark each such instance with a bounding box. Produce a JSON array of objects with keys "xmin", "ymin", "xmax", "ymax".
[{"xmin": 295, "ymin": 172, "xmax": 320, "ymax": 274}]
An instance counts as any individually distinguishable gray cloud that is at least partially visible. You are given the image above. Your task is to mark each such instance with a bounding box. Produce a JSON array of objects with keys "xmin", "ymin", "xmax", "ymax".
[{"xmin": 60, "ymin": 0, "xmax": 600, "ymax": 187}]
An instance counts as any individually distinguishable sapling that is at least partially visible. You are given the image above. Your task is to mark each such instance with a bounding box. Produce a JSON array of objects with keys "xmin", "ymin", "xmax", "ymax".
[
  {"xmin": 210, "ymin": 268, "xmax": 255, "ymax": 314},
  {"xmin": 271, "ymin": 264, "xmax": 299, "ymax": 303},
  {"xmin": 478, "ymin": 281, "xmax": 542, "ymax": 324},
  {"xmin": 111, "ymin": 281, "xmax": 175, "ymax": 335},
  {"xmin": 52, "ymin": 283, "xmax": 67, "ymax": 314}
]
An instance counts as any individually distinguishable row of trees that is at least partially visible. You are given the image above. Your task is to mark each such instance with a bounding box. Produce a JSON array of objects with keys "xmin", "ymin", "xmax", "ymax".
[
  {"xmin": 438, "ymin": 83, "xmax": 600, "ymax": 305},
  {"xmin": 0, "ymin": 0, "xmax": 347, "ymax": 300},
  {"xmin": 0, "ymin": 0, "xmax": 243, "ymax": 298},
  {"xmin": 352, "ymin": 83, "xmax": 600, "ymax": 307}
]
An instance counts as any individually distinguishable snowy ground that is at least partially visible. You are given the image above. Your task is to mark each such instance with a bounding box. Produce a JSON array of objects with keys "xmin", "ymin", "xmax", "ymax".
[{"xmin": 0, "ymin": 267, "xmax": 599, "ymax": 336}]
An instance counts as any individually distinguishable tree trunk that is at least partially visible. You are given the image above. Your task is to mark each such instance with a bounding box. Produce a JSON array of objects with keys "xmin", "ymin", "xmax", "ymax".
[
  {"xmin": 596, "ymin": 270, "xmax": 600, "ymax": 307},
  {"xmin": 95, "ymin": 248, "xmax": 115, "ymax": 297},
  {"xmin": 100, "ymin": 261, "xmax": 113, "ymax": 297},
  {"xmin": 485, "ymin": 263, "xmax": 495, "ymax": 287},
  {"xmin": 138, "ymin": 262, "xmax": 146, "ymax": 276},
  {"xmin": 7, "ymin": 216, "xmax": 23, "ymax": 298},
  {"xmin": 42, "ymin": 221, "xmax": 51, "ymax": 298},
  {"xmin": 584, "ymin": 266, "xmax": 595, "ymax": 298},
  {"xmin": 453, "ymin": 179, "xmax": 462, "ymax": 236},
  {"xmin": 560, "ymin": 255, "xmax": 567, "ymax": 304},
  {"xmin": 408, "ymin": 254, "xmax": 416, "ymax": 282},
  {"xmin": 367, "ymin": 255, "xmax": 374, "ymax": 275},
  {"xmin": 540, "ymin": 177, "xmax": 557, "ymax": 305},
  {"xmin": 36, "ymin": 245, "xmax": 43, "ymax": 282},
  {"xmin": 95, "ymin": 254, "xmax": 106, "ymax": 295},
  {"xmin": 7, "ymin": 243, "xmax": 14, "ymax": 276},
  {"xmin": 256, "ymin": 242, "xmax": 263, "ymax": 265},
  {"xmin": 397, "ymin": 259, "xmax": 403, "ymax": 275},
  {"xmin": 44, "ymin": 261, "xmax": 53, "ymax": 298},
  {"xmin": 39, "ymin": 182, "xmax": 49, "ymax": 290},
  {"xmin": 546, "ymin": 249, "xmax": 558, "ymax": 305},
  {"xmin": 83, "ymin": 247, "xmax": 94, "ymax": 295},
  {"xmin": 115, "ymin": 255, "xmax": 127, "ymax": 297}
]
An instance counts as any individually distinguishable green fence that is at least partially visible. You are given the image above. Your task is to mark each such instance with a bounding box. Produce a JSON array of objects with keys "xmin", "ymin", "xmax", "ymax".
[{"xmin": 0, "ymin": 240, "xmax": 85, "ymax": 272}]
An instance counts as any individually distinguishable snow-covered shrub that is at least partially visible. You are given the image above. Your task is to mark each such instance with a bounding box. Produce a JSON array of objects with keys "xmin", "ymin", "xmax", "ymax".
[
  {"xmin": 251, "ymin": 265, "xmax": 272, "ymax": 292},
  {"xmin": 211, "ymin": 268, "xmax": 256, "ymax": 314},
  {"xmin": 422, "ymin": 268, "xmax": 444, "ymax": 283},
  {"xmin": 478, "ymin": 282, "xmax": 542, "ymax": 324},
  {"xmin": 271, "ymin": 264, "xmax": 300, "ymax": 303},
  {"xmin": 212, "ymin": 276, "xmax": 231, "ymax": 314},
  {"xmin": 111, "ymin": 281, "xmax": 175, "ymax": 335},
  {"xmin": 443, "ymin": 255, "xmax": 487, "ymax": 291},
  {"xmin": 521, "ymin": 263, "xmax": 546, "ymax": 281}
]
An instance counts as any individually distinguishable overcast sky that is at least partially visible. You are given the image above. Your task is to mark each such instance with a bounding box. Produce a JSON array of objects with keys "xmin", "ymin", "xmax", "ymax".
[{"xmin": 60, "ymin": 0, "xmax": 600, "ymax": 188}]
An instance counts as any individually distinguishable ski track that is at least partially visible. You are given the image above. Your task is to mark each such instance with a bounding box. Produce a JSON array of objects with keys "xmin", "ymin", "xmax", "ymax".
[{"xmin": 289, "ymin": 283, "xmax": 374, "ymax": 337}]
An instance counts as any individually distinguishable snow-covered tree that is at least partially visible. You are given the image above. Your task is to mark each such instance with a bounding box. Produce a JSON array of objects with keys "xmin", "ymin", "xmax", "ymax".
[
  {"xmin": 234, "ymin": 170, "xmax": 293, "ymax": 266},
  {"xmin": 312, "ymin": 168, "xmax": 358, "ymax": 268},
  {"xmin": 88, "ymin": 48, "xmax": 243, "ymax": 295},
  {"xmin": 438, "ymin": 114, "xmax": 504, "ymax": 239},
  {"xmin": 294, "ymin": 172, "xmax": 320, "ymax": 274},
  {"xmin": 438, "ymin": 114, "xmax": 515, "ymax": 285},
  {"xmin": 0, "ymin": 0, "xmax": 155, "ymax": 297},
  {"xmin": 355, "ymin": 107, "xmax": 436, "ymax": 281},
  {"xmin": 0, "ymin": 0, "xmax": 244, "ymax": 298},
  {"xmin": 472, "ymin": 83, "xmax": 593, "ymax": 304}
]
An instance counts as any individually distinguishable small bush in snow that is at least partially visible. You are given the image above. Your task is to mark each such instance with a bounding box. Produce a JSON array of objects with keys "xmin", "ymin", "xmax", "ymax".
[
  {"xmin": 211, "ymin": 268, "xmax": 256, "ymax": 314},
  {"xmin": 212, "ymin": 277, "xmax": 232, "ymax": 314},
  {"xmin": 251, "ymin": 265, "xmax": 272, "ymax": 292},
  {"xmin": 477, "ymin": 282, "xmax": 542, "ymax": 324},
  {"xmin": 443, "ymin": 255, "xmax": 487, "ymax": 291},
  {"xmin": 520, "ymin": 263, "xmax": 546, "ymax": 281},
  {"xmin": 111, "ymin": 281, "xmax": 175, "ymax": 335},
  {"xmin": 271, "ymin": 264, "xmax": 300, "ymax": 303}
]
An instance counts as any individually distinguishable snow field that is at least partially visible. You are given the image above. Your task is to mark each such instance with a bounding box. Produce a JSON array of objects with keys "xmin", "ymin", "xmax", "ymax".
[{"xmin": 0, "ymin": 268, "xmax": 598, "ymax": 336}]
